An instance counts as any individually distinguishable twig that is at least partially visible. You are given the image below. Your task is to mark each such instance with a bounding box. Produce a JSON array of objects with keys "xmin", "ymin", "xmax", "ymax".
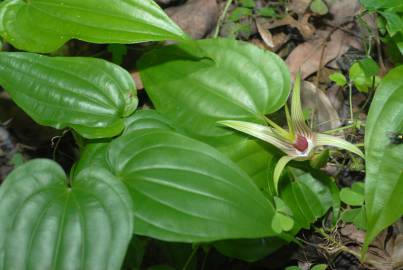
[{"xmin": 213, "ymin": 0, "xmax": 233, "ymax": 38}]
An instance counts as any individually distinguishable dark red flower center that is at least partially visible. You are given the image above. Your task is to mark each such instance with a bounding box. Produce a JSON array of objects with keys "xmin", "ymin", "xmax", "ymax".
[{"xmin": 293, "ymin": 135, "xmax": 308, "ymax": 152}]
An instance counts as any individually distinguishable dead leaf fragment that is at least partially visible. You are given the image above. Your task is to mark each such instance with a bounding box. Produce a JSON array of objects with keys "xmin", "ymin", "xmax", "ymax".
[
  {"xmin": 325, "ymin": 0, "xmax": 361, "ymax": 25},
  {"xmin": 289, "ymin": 0, "xmax": 311, "ymax": 15},
  {"xmin": 256, "ymin": 19, "xmax": 274, "ymax": 48},
  {"xmin": 301, "ymin": 81, "xmax": 342, "ymax": 131},
  {"xmin": 286, "ymin": 29, "xmax": 359, "ymax": 80},
  {"xmin": 166, "ymin": 0, "xmax": 218, "ymax": 39},
  {"xmin": 131, "ymin": 71, "xmax": 143, "ymax": 90}
]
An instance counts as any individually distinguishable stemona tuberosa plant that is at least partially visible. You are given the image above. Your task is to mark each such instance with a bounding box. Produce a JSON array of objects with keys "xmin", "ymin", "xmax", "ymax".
[
  {"xmin": 0, "ymin": 0, "xmax": 401, "ymax": 269},
  {"xmin": 219, "ymin": 74, "xmax": 364, "ymax": 193}
]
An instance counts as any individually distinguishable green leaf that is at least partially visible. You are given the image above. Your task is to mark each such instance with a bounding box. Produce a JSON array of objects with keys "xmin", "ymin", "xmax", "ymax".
[
  {"xmin": 257, "ymin": 7, "xmax": 278, "ymax": 18},
  {"xmin": 271, "ymin": 197, "xmax": 294, "ymax": 233},
  {"xmin": 363, "ymin": 65, "xmax": 403, "ymax": 254},
  {"xmin": 214, "ymin": 237, "xmax": 286, "ymax": 262},
  {"xmin": 380, "ymin": 11, "xmax": 403, "ymax": 36},
  {"xmin": 124, "ymin": 109, "xmax": 174, "ymax": 134},
  {"xmin": 360, "ymin": 0, "xmax": 403, "ymax": 10},
  {"xmin": 107, "ymin": 44, "xmax": 128, "ymax": 65},
  {"xmin": 341, "ymin": 207, "xmax": 367, "ymax": 230},
  {"xmin": 285, "ymin": 266, "xmax": 302, "ymax": 270},
  {"xmin": 329, "ymin": 72, "xmax": 347, "ymax": 87},
  {"xmin": 229, "ymin": 7, "xmax": 253, "ymax": 22},
  {"xmin": 280, "ymin": 169, "xmax": 335, "ymax": 231},
  {"xmin": 358, "ymin": 57, "xmax": 380, "ymax": 77},
  {"xmin": 107, "ymin": 129, "xmax": 276, "ymax": 242},
  {"xmin": 72, "ymin": 142, "xmax": 110, "ymax": 177},
  {"xmin": 211, "ymin": 134, "xmax": 279, "ymax": 191},
  {"xmin": 0, "ymin": 159, "xmax": 133, "ymax": 269},
  {"xmin": 138, "ymin": 38, "xmax": 291, "ymax": 140},
  {"xmin": 0, "ymin": 52, "xmax": 138, "ymax": 139},
  {"xmin": 310, "ymin": 0, "xmax": 328, "ymax": 15},
  {"xmin": 349, "ymin": 62, "xmax": 373, "ymax": 93},
  {"xmin": 311, "ymin": 264, "xmax": 328, "ymax": 270},
  {"xmin": 239, "ymin": 0, "xmax": 255, "ymax": 8},
  {"xmin": 339, "ymin": 182, "xmax": 365, "ymax": 206},
  {"xmin": 310, "ymin": 149, "xmax": 330, "ymax": 169},
  {"xmin": 0, "ymin": 0, "xmax": 188, "ymax": 53}
]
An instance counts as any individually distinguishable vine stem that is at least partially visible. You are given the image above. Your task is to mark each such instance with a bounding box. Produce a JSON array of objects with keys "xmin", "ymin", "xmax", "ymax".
[
  {"xmin": 182, "ymin": 245, "xmax": 198, "ymax": 270},
  {"xmin": 213, "ymin": 0, "xmax": 233, "ymax": 38}
]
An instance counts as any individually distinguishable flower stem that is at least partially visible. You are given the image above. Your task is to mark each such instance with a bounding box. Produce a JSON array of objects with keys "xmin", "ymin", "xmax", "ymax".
[
  {"xmin": 348, "ymin": 82, "xmax": 354, "ymax": 125},
  {"xmin": 213, "ymin": 0, "xmax": 233, "ymax": 38}
]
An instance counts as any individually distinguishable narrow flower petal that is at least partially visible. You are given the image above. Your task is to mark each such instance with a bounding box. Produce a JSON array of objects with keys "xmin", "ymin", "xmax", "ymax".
[
  {"xmin": 265, "ymin": 116, "xmax": 293, "ymax": 141},
  {"xmin": 316, "ymin": 133, "xmax": 364, "ymax": 158},
  {"xmin": 285, "ymin": 105, "xmax": 295, "ymax": 140},
  {"xmin": 274, "ymin": 155, "xmax": 297, "ymax": 194},
  {"xmin": 218, "ymin": 120, "xmax": 296, "ymax": 155},
  {"xmin": 291, "ymin": 73, "xmax": 311, "ymax": 137}
]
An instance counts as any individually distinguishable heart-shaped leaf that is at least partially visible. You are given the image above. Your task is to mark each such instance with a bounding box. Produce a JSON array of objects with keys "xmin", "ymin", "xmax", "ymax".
[
  {"xmin": 0, "ymin": 159, "xmax": 133, "ymax": 270},
  {"xmin": 210, "ymin": 134, "xmax": 279, "ymax": 191},
  {"xmin": 0, "ymin": 0, "xmax": 188, "ymax": 53},
  {"xmin": 0, "ymin": 52, "xmax": 138, "ymax": 139},
  {"xmin": 138, "ymin": 38, "xmax": 291, "ymax": 140},
  {"xmin": 124, "ymin": 109, "xmax": 174, "ymax": 134},
  {"xmin": 280, "ymin": 169, "xmax": 337, "ymax": 231},
  {"xmin": 364, "ymin": 65, "xmax": 403, "ymax": 253},
  {"xmin": 107, "ymin": 129, "xmax": 276, "ymax": 242}
]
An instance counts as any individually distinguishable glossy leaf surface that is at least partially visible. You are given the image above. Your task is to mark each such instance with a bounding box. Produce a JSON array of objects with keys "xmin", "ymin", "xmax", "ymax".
[
  {"xmin": 280, "ymin": 169, "xmax": 336, "ymax": 231},
  {"xmin": 0, "ymin": 52, "xmax": 137, "ymax": 139},
  {"xmin": 107, "ymin": 129, "xmax": 276, "ymax": 242},
  {"xmin": 364, "ymin": 65, "xmax": 403, "ymax": 252},
  {"xmin": 124, "ymin": 109, "xmax": 174, "ymax": 134},
  {"xmin": 210, "ymin": 134, "xmax": 279, "ymax": 191},
  {"xmin": 0, "ymin": 159, "xmax": 133, "ymax": 270},
  {"xmin": 139, "ymin": 38, "xmax": 291, "ymax": 140},
  {"xmin": 0, "ymin": 0, "xmax": 188, "ymax": 53}
]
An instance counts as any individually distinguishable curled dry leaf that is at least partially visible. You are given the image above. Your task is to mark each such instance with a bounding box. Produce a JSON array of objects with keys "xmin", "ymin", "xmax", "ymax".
[
  {"xmin": 300, "ymin": 81, "xmax": 342, "ymax": 131},
  {"xmin": 255, "ymin": 19, "xmax": 291, "ymax": 52},
  {"xmin": 256, "ymin": 19, "xmax": 274, "ymax": 48},
  {"xmin": 166, "ymin": 0, "xmax": 218, "ymax": 39}
]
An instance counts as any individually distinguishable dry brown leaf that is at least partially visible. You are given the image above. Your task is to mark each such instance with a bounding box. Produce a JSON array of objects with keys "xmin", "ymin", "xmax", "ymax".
[
  {"xmin": 131, "ymin": 71, "xmax": 143, "ymax": 91},
  {"xmin": 286, "ymin": 29, "xmax": 359, "ymax": 80},
  {"xmin": 264, "ymin": 15, "xmax": 315, "ymax": 40},
  {"xmin": 166, "ymin": 0, "xmax": 218, "ymax": 39},
  {"xmin": 256, "ymin": 19, "xmax": 274, "ymax": 48},
  {"xmin": 289, "ymin": 0, "xmax": 312, "ymax": 15},
  {"xmin": 300, "ymin": 81, "xmax": 342, "ymax": 131},
  {"xmin": 325, "ymin": 0, "xmax": 361, "ymax": 26},
  {"xmin": 391, "ymin": 235, "xmax": 403, "ymax": 268},
  {"xmin": 340, "ymin": 224, "xmax": 366, "ymax": 244}
]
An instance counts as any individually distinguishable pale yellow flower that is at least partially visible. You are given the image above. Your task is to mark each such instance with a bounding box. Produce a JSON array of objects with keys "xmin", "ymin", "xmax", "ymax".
[{"xmin": 219, "ymin": 74, "xmax": 364, "ymax": 193}]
